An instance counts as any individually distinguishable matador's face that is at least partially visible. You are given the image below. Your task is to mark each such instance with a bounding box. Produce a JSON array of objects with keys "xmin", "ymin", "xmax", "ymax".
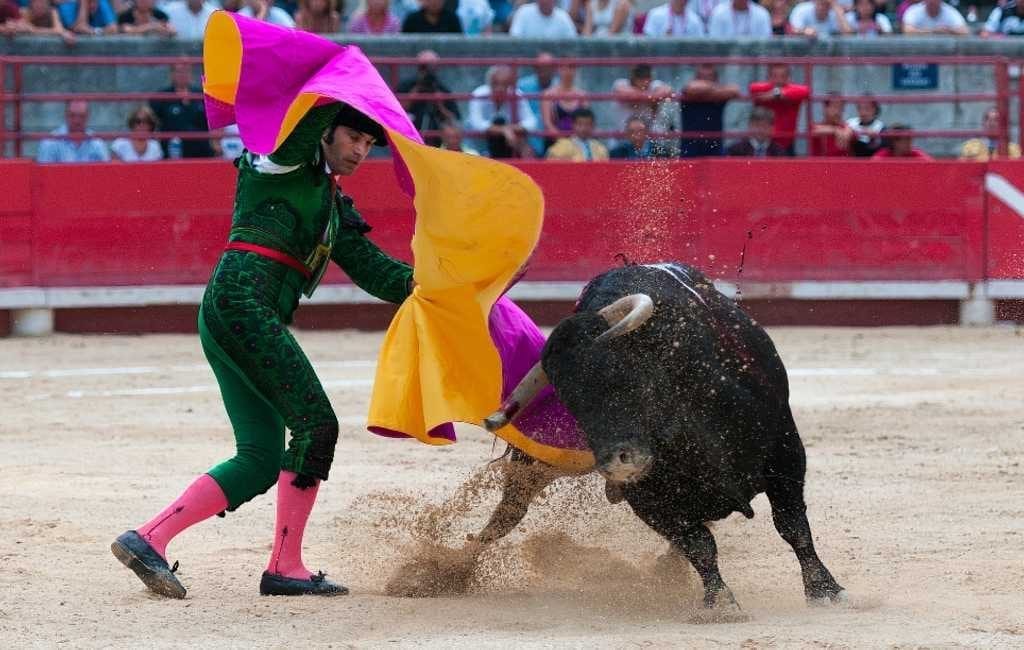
[{"xmin": 322, "ymin": 126, "xmax": 375, "ymax": 176}]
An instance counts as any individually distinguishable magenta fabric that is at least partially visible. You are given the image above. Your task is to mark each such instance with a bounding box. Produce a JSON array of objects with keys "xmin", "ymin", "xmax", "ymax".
[
  {"xmin": 203, "ymin": 13, "xmax": 422, "ymax": 193},
  {"xmin": 137, "ymin": 473, "xmax": 229, "ymax": 560}
]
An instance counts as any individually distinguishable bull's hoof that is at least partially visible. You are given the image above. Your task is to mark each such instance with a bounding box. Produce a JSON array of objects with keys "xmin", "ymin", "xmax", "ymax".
[
  {"xmin": 604, "ymin": 481, "xmax": 625, "ymax": 504},
  {"xmin": 689, "ymin": 587, "xmax": 750, "ymax": 624},
  {"xmin": 808, "ymin": 588, "xmax": 850, "ymax": 607}
]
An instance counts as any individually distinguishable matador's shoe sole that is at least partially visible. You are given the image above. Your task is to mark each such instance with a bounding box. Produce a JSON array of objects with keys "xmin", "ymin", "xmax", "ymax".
[
  {"xmin": 260, "ymin": 571, "xmax": 349, "ymax": 596},
  {"xmin": 111, "ymin": 530, "xmax": 187, "ymax": 599}
]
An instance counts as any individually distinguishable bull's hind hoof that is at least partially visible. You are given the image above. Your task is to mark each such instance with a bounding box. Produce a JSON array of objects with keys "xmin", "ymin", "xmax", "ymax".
[
  {"xmin": 259, "ymin": 571, "xmax": 349, "ymax": 596},
  {"xmin": 111, "ymin": 530, "xmax": 186, "ymax": 599},
  {"xmin": 689, "ymin": 587, "xmax": 750, "ymax": 624}
]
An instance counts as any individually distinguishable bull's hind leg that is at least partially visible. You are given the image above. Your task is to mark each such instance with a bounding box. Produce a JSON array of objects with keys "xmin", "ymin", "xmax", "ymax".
[
  {"xmin": 627, "ymin": 495, "xmax": 746, "ymax": 621},
  {"xmin": 765, "ymin": 410, "xmax": 847, "ymax": 605}
]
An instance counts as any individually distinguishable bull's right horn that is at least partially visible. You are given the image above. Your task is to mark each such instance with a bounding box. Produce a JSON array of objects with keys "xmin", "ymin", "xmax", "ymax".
[
  {"xmin": 482, "ymin": 362, "xmax": 549, "ymax": 432},
  {"xmin": 595, "ymin": 293, "xmax": 655, "ymax": 342}
]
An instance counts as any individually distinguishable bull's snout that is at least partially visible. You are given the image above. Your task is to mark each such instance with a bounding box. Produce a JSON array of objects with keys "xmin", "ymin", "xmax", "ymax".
[{"xmin": 596, "ymin": 444, "xmax": 653, "ymax": 483}]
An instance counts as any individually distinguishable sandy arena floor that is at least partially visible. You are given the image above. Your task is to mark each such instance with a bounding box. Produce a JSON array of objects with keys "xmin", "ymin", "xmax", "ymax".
[{"xmin": 0, "ymin": 326, "xmax": 1022, "ymax": 648}]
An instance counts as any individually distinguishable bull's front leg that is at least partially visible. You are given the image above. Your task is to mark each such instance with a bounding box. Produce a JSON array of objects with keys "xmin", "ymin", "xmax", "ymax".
[{"xmin": 468, "ymin": 447, "xmax": 563, "ymax": 548}]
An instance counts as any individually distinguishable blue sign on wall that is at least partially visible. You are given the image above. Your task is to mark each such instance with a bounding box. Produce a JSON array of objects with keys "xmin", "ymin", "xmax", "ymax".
[{"xmin": 892, "ymin": 63, "xmax": 939, "ymax": 90}]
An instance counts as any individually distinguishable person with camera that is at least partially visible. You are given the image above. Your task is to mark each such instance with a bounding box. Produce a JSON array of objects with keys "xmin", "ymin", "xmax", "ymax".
[{"xmin": 396, "ymin": 50, "xmax": 461, "ymax": 147}]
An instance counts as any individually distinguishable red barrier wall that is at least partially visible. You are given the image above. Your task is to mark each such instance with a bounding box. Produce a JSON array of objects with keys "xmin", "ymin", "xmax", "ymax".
[{"xmin": 1, "ymin": 159, "xmax": 1022, "ymax": 289}]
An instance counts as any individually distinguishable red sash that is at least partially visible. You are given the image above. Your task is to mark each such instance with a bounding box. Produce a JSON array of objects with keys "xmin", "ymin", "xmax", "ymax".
[{"xmin": 223, "ymin": 241, "xmax": 312, "ymax": 279}]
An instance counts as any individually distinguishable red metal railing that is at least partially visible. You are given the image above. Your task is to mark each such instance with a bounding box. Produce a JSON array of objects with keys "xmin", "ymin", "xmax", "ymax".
[{"xmin": 0, "ymin": 54, "xmax": 1017, "ymax": 158}]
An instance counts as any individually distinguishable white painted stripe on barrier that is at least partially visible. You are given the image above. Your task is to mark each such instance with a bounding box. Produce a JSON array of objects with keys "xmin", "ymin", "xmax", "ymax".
[
  {"xmin": 985, "ymin": 172, "xmax": 1024, "ymax": 219},
  {"xmin": 1, "ymin": 359, "xmax": 377, "ymax": 380},
  {"xmin": 984, "ymin": 279, "xmax": 1024, "ymax": 299},
  {"xmin": 24, "ymin": 377, "xmax": 374, "ymax": 401},
  {"xmin": 0, "ymin": 280, "xmax": 983, "ymax": 310}
]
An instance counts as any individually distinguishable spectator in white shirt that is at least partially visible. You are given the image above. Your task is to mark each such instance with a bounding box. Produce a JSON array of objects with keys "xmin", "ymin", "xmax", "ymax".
[
  {"xmin": 238, "ymin": 0, "xmax": 296, "ymax": 27},
  {"xmin": 466, "ymin": 65, "xmax": 538, "ymax": 158},
  {"xmin": 707, "ymin": 0, "xmax": 772, "ymax": 36},
  {"xmin": 643, "ymin": 0, "xmax": 706, "ymax": 35},
  {"xmin": 847, "ymin": 0, "xmax": 893, "ymax": 35},
  {"xmin": 162, "ymin": 0, "xmax": 216, "ymax": 39},
  {"xmin": 110, "ymin": 106, "xmax": 165, "ymax": 162},
  {"xmin": 901, "ymin": 0, "xmax": 967, "ymax": 34},
  {"xmin": 508, "ymin": 0, "xmax": 578, "ymax": 37},
  {"xmin": 788, "ymin": 0, "xmax": 853, "ymax": 36}
]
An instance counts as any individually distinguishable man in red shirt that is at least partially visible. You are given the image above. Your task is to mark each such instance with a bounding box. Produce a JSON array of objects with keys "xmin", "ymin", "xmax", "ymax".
[
  {"xmin": 749, "ymin": 63, "xmax": 810, "ymax": 156},
  {"xmin": 872, "ymin": 123, "xmax": 934, "ymax": 160},
  {"xmin": 810, "ymin": 93, "xmax": 851, "ymax": 157}
]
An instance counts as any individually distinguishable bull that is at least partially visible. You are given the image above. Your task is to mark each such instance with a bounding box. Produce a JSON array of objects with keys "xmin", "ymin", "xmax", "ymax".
[{"xmin": 474, "ymin": 262, "xmax": 847, "ymax": 618}]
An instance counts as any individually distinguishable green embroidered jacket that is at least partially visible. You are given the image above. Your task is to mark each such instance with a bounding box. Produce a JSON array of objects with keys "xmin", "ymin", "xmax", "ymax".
[{"xmin": 226, "ymin": 103, "xmax": 413, "ymax": 313}]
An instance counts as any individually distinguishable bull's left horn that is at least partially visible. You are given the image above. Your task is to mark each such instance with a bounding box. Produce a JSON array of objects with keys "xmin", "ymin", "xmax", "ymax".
[
  {"xmin": 596, "ymin": 293, "xmax": 655, "ymax": 342},
  {"xmin": 482, "ymin": 362, "xmax": 549, "ymax": 432}
]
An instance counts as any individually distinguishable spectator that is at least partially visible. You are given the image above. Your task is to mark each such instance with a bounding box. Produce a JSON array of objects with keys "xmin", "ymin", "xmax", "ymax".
[
  {"xmin": 439, "ymin": 121, "xmax": 481, "ymax": 155},
  {"xmin": 347, "ymin": 0, "xmax": 400, "ymax": 32},
  {"xmin": 163, "ymin": 0, "xmax": 216, "ymax": 39},
  {"xmin": 219, "ymin": 123, "xmax": 245, "ymax": 160},
  {"xmin": 708, "ymin": 0, "xmax": 772, "ymax": 36},
  {"xmin": 540, "ymin": 62, "xmax": 588, "ymax": 149},
  {"xmin": 679, "ymin": 63, "xmax": 740, "ymax": 157},
  {"xmin": 726, "ymin": 107, "xmax": 787, "ymax": 156},
  {"xmin": 582, "ymin": 0, "xmax": 633, "ymax": 35},
  {"xmin": 396, "ymin": 50, "xmax": 460, "ymax": 146},
  {"xmin": 69, "ymin": 0, "xmax": 118, "ymax": 34},
  {"xmin": 238, "ymin": 0, "xmax": 296, "ymax": 26},
  {"xmin": 901, "ymin": 0, "xmax": 967, "ymax": 34},
  {"xmin": 766, "ymin": 0, "xmax": 795, "ymax": 34},
  {"xmin": 294, "ymin": 0, "xmax": 340, "ymax": 32},
  {"xmin": 466, "ymin": 64, "xmax": 538, "ymax": 158},
  {"xmin": 490, "ymin": 0, "xmax": 515, "ymax": 30},
  {"xmin": 693, "ymin": 0, "xmax": 723, "ymax": 25},
  {"xmin": 118, "ymin": 0, "xmax": 174, "ymax": 34},
  {"xmin": 749, "ymin": 63, "xmax": 808, "ymax": 155},
  {"xmin": 1, "ymin": 0, "xmax": 23, "ymax": 35},
  {"xmin": 110, "ymin": 106, "xmax": 164, "ymax": 162},
  {"xmin": 788, "ymin": 0, "xmax": 853, "ymax": 36},
  {"xmin": 643, "ymin": 0, "xmax": 705, "ymax": 34},
  {"xmin": 982, "ymin": 0, "xmax": 1024, "ymax": 37},
  {"xmin": 546, "ymin": 108, "xmax": 610, "ymax": 161},
  {"xmin": 22, "ymin": 0, "xmax": 77, "ymax": 43},
  {"xmin": 37, "ymin": 100, "xmax": 109, "ymax": 163},
  {"xmin": 847, "ymin": 0, "xmax": 892, "ymax": 35},
  {"xmin": 610, "ymin": 115, "xmax": 672, "ymax": 159},
  {"xmin": 221, "ymin": 0, "xmax": 243, "ymax": 11},
  {"xmin": 959, "ymin": 108, "xmax": 1022, "ymax": 160},
  {"xmin": 518, "ymin": 52, "xmax": 557, "ymax": 126},
  {"xmin": 401, "ymin": 0, "xmax": 462, "ymax": 31},
  {"xmin": 611, "ymin": 63, "xmax": 674, "ymax": 143},
  {"xmin": 872, "ymin": 124, "xmax": 933, "ymax": 160},
  {"xmin": 458, "ymin": 0, "xmax": 494, "ymax": 33},
  {"xmin": 508, "ymin": 0, "xmax": 577, "ymax": 37},
  {"xmin": 846, "ymin": 96, "xmax": 883, "ymax": 156},
  {"xmin": 149, "ymin": 63, "xmax": 215, "ymax": 159},
  {"xmin": 810, "ymin": 93, "xmax": 851, "ymax": 156}
]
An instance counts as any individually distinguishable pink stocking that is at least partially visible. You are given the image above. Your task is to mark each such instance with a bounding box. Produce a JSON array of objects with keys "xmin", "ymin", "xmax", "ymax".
[
  {"xmin": 136, "ymin": 474, "xmax": 229, "ymax": 560},
  {"xmin": 265, "ymin": 470, "xmax": 320, "ymax": 580}
]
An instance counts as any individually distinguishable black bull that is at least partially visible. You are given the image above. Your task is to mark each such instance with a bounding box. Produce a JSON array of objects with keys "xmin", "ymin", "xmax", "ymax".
[{"xmin": 481, "ymin": 263, "xmax": 847, "ymax": 616}]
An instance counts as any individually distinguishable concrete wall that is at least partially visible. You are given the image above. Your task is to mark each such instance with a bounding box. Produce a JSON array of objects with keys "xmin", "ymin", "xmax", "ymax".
[{"xmin": 4, "ymin": 34, "xmax": 1024, "ymax": 157}]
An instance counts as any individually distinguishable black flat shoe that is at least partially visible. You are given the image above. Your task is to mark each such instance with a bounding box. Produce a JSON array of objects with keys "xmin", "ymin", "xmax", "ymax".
[
  {"xmin": 259, "ymin": 571, "xmax": 349, "ymax": 596},
  {"xmin": 111, "ymin": 530, "xmax": 186, "ymax": 599}
]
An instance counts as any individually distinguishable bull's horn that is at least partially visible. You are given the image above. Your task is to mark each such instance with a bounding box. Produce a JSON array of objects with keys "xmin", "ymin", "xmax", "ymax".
[
  {"xmin": 482, "ymin": 362, "xmax": 549, "ymax": 432},
  {"xmin": 595, "ymin": 294, "xmax": 655, "ymax": 342}
]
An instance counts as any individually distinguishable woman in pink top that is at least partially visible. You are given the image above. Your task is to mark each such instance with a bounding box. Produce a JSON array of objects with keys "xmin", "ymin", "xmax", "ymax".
[{"xmin": 347, "ymin": 0, "xmax": 400, "ymax": 33}]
